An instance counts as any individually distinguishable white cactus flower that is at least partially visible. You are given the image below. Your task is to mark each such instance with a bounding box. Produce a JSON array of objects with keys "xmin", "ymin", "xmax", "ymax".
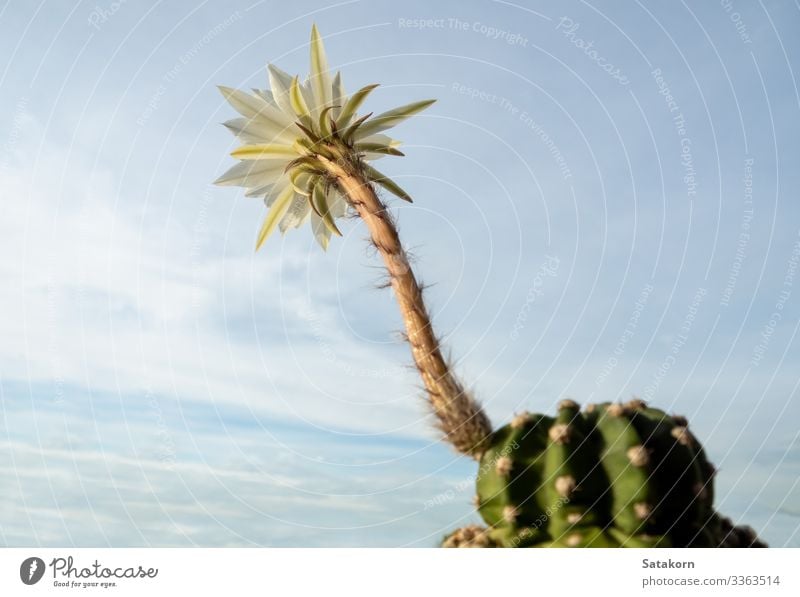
[{"xmin": 215, "ymin": 25, "xmax": 435, "ymax": 250}]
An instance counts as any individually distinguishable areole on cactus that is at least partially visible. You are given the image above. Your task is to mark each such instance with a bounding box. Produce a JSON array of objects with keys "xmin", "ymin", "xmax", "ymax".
[{"xmin": 215, "ymin": 25, "xmax": 765, "ymax": 548}]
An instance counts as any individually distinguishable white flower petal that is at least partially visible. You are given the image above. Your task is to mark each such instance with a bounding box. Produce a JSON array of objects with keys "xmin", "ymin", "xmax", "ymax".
[
  {"xmin": 261, "ymin": 178, "xmax": 290, "ymax": 205},
  {"xmin": 257, "ymin": 176, "xmax": 290, "ymax": 204},
  {"xmin": 303, "ymin": 80, "xmax": 316, "ymax": 112},
  {"xmin": 267, "ymin": 64, "xmax": 296, "ymax": 116},
  {"xmin": 279, "ymin": 195, "xmax": 311, "ymax": 232},
  {"xmin": 309, "ymin": 24, "xmax": 332, "ymax": 113},
  {"xmin": 218, "ymin": 86, "xmax": 294, "ymax": 132},
  {"xmin": 253, "ymin": 88, "xmax": 276, "ymax": 105},
  {"xmin": 331, "ymin": 72, "xmax": 345, "ymax": 120},
  {"xmin": 214, "ymin": 160, "xmax": 285, "ymax": 187},
  {"xmin": 244, "ymin": 184, "xmax": 276, "ymax": 198},
  {"xmin": 328, "ymin": 187, "xmax": 348, "ymax": 218},
  {"xmin": 223, "ymin": 116, "xmax": 294, "ymax": 145}
]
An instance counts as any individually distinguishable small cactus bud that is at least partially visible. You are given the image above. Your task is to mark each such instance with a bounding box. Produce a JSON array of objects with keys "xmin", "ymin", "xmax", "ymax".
[
  {"xmin": 627, "ymin": 445, "xmax": 650, "ymax": 467},
  {"xmin": 585, "ymin": 403, "xmax": 597, "ymax": 413},
  {"xmin": 671, "ymin": 426, "xmax": 691, "ymax": 446},
  {"xmin": 503, "ymin": 505, "xmax": 518, "ymax": 523},
  {"xmin": 565, "ymin": 533, "xmax": 582, "ymax": 547},
  {"xmin": 626, "ymin": 398, "xmax": 647, "ymax": 410},
  {"xmin": 558, "ymin": 398, "xmax": 580, "ymax": 410},
  {"xmin": 495, "ymin": 456, "xmax": 513, "ymax": 476},
  {"xmin": 634, "ymin": 502, "xmax": 652, "ymax": 520},
  {"xmin": 555, "ymin": 475, "xmax": 577, "ymax": 498},
  {"xmin": 606, "ymin": 403, "xmax": 625, "ymax": 417},
  {"xmin": 566, "ymin": 511, "xmax": 583, "ymax": 524},
  {"xmin": 693, "ymin": 482, "xmax": 708, "ymax": 500},
  {"xmin": 510, "ymin": 411, "xmax": 532, "ymax": 429},
  {"xmin": 548, "ymin": 423, "xmax": 572, "ymax": 445},
  {"xmin": 442, "ymin": 525, "xmax": 494, "ymax": 548}
]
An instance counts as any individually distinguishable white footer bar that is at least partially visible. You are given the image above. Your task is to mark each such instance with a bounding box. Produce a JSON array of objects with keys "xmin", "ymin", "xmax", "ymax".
[{"xmin": 1, "ymin": 548, "xmax": 796, "ymax": 596}]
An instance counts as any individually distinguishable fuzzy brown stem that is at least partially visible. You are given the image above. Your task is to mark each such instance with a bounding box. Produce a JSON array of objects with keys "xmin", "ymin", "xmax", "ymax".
[{"xmin": 323, "ymin": 157, "xmax": 492, "ymax": 456}]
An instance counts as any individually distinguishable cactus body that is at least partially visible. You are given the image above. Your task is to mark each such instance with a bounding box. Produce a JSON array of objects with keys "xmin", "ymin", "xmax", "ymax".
[{"xmin": 457, "ymin": 399, "xmax": 764, "ymax": 548}]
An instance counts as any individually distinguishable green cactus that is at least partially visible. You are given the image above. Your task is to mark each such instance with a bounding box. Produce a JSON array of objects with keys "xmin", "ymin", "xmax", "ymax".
[
  {"xmin": 444, "ymin": 399, "xmax": 766, "ymax": 548},
  {"xmin": 214, "ymin": 27, "xmax": 766, "ymax": 548}
]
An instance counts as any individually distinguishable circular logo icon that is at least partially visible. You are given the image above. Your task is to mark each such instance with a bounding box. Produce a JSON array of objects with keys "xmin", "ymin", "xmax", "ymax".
[{"xmin": 20, "ymin": 557, "xmax": 45, "ymax": 585}]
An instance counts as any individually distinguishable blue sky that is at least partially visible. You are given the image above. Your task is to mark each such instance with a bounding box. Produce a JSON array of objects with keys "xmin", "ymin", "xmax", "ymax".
[{"xmin": 0, "ymin": 0, "xmax": 798, "ymax": 546}]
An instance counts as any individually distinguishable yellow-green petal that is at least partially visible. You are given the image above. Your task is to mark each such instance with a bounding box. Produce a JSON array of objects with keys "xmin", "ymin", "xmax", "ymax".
[
  {"xmin": 231, "ymin": 144, "xmax": 298, "ymax": 160},
  {"xmin": 363, "ymin": 163, "xmax": 413, "ymax": 202},
  {"xmin": 311, "ymin": 211, "xmax": 332, "ymax": 250},
  {"xmin": 356, "ymin": 98, "xmax": 436, "ymax": 138},
  {"xmin": 311, "ymin": 183, "xmax": 342, "ymax": 236},
  {"xmin": 290, "ymin": 169, "xmax": 317, "ymax": 195},
  {"xmin": 255, "ymin": 185, "xmax": 295, "ymax": 250},
  {"xmin": 289, "ymin": 76, "xmax": 310, "ymax": 117},
  {"xmin": 336, "ymin": 83, "xmax": 379, "ymax": 129}
]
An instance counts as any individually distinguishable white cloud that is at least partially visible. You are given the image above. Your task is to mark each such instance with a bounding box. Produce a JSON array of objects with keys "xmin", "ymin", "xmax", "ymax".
[{"xmin": 0, "ymin": 114, "xmax": 435, "ymax": 438}]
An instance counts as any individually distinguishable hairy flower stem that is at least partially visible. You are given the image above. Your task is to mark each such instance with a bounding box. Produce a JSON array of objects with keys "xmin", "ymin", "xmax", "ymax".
[{"xmin": 321, "ymin": 155, "xmax": 493, "ymax": 457}]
